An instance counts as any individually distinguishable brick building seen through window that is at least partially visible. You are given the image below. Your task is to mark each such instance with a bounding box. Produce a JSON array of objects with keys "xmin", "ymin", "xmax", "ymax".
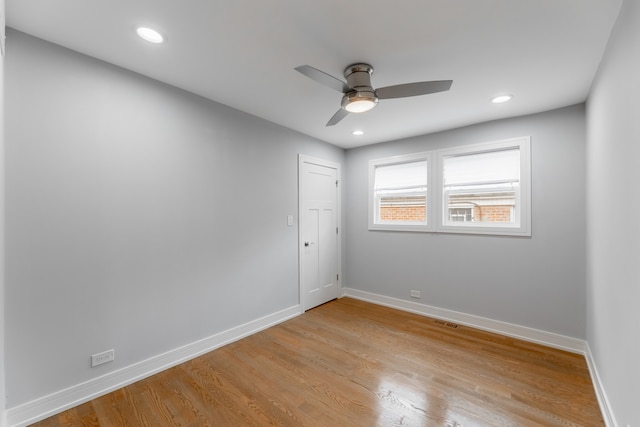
[{"xmin": 380, "ymin": 191, "xmax": 515, "ymax": 223}]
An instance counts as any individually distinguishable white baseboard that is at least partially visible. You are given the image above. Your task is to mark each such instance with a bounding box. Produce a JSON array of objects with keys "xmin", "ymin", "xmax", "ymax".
[
  {"xmin": 342, "ymin": 287, "xmax": 586, "ymax": 353},
  {"xmin": 584, "ymin": 343, "xmax": 618, "ymax": 427},
  {"xmin": 6, "ymin": 305, "xmax": 301, "ymax": 427}
]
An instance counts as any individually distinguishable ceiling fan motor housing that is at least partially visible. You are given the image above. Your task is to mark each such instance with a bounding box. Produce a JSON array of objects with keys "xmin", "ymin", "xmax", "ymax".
[{"xmin": 342, "ymin": 63, "xmax": 378, "ymax": 112}]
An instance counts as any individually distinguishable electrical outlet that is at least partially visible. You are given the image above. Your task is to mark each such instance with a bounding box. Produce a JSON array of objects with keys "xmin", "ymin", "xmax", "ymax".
[
  {"xmin": 91, "ymin": 349, "xmax": 115, "ymax": 367},
  {"xmin": 287, "ymin": 215, "xmax": 294, "ymax": 226},
  {"xmin": 410, "ymin": 290, "xmax": 421, "ymax": 298}
]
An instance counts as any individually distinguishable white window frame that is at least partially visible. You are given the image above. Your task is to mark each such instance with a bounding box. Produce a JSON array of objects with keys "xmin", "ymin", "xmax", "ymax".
[
  {"xmin": 436, "ymin": 137, "xmax": 531, "ymax": 236},
  {"xmin": 368, "ymin": 152, "xmax": 434, "ymax": 232},
  {"xmin": 368, "ymin": 136, "xmax": 531, "ymax": 237}
]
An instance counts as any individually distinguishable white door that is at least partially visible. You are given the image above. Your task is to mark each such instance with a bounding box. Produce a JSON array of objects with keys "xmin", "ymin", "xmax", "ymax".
[{"xmin": 299, "ymin": 156, "xmax": 340, "ymax": 311}]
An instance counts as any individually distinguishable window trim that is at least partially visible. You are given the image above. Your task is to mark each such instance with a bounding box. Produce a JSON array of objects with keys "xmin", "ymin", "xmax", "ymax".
[{"xmin": 368, "ymin": 136, "xmax": 531, "ymax": 237}]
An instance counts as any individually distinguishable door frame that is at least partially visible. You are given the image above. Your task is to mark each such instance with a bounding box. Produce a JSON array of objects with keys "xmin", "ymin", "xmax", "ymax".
[{"xmin": 298, "ymin": 154, "xmax": 342, "ymax": 312}]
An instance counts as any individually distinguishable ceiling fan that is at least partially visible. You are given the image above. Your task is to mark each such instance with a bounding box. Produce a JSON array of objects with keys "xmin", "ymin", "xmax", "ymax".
[{"xmin": 295, "ymin": 63, "xmax": 453, "ymax": 126}]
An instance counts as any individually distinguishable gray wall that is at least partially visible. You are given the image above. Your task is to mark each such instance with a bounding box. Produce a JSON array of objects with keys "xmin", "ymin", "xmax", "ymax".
[
  {"xmin": 4, "ymin": 29, "xmax": 343, "ymax": 407},
  {"xmin": 1, "ymin": 0, "xmax": 6, "ymax": 423},
  {"xmin": 344, "ymin": 105, "xmax": 587, "ymax": 338},
  {"xmin": 586, "ymin": 0, "xmax": 640, "ymax": 424}
]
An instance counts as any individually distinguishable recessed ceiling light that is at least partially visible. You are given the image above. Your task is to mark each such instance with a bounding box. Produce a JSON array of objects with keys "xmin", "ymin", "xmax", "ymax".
[
  {"xmin": 136, "ymin": 27, "xmax": 165, "ymax": 44},
  {"xmin": 492, "ymin": 94, "xmax": 513, "ymax": 104},
  {"xmin": 352, "ymin": 130, "xmax": 364, "ymax": 136}
]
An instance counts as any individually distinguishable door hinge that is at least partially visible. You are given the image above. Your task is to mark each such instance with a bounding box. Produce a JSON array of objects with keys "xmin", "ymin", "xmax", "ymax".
[
  {"xmin": 337, "ymin": 274, "xmax": 339, "ymax": 281},
  {"xmin": 336, "ymin": 180, "xmax": 339, "ymax": 187},
  {"xmin": 336, "ymin": 227, "xmax": 339, "ymax": 234}
]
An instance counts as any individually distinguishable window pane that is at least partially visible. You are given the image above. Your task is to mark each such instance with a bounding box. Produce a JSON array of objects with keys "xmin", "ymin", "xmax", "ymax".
[
  {"xmin": 443, "ymin": 149, "xmax": 519, "ymax": 225},
  {"xmin": 379, "ymin": 194, "xmax": 426, "ymax": 222},
  {"xmin": 374, "ymin": 160, "xmax": 427, "ymax": 224}
]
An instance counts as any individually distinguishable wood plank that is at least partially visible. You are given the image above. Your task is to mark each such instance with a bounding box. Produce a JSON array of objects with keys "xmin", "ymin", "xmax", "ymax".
[{"xmin": 30, "ymin": 298, "xmax": 604, "ymax": 426}]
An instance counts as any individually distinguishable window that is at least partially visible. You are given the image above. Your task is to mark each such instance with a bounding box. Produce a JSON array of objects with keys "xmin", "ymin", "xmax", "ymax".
[
  {"xmin": 437, "ymin": 138, "xmax": 530, "ymax": 235},
  {"xmin": 369, "ymin": 137, "xmax": 530, "ymax": 236},
  {"xmin": 369, "ymin": 153, "xmax": 432, "ymax": 231},
  {"xmin": 449, "ymin": 207, "xmax": 473, "ymax": 222}
]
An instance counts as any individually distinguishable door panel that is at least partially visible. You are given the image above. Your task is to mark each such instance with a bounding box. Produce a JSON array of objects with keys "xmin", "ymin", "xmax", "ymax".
[
  {"xmin": 302, "ymin": 209, "xmax": 320, "ymax": 297},
  {"xmin": 319, "ymin": 207, "xmax": 336, "ymax": 293},
  {"xmin": 300, "ymin": 157, "xmax": 339, "ymax": 311}
]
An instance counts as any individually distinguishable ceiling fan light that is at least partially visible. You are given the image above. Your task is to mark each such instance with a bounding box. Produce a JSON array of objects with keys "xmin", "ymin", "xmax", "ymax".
[
  {"xmin": 342, "ymin": 91, "xmax": 378, "ymax": 113},
  {"xmin": 346, "ymin": 99, "xmax": 376, "ymax": 113}
]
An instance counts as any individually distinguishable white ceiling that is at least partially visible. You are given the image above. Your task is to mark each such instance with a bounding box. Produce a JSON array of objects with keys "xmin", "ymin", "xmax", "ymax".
[{"xmin": 6, "ymin": 0, "xmax": 622, "ymax": 149}]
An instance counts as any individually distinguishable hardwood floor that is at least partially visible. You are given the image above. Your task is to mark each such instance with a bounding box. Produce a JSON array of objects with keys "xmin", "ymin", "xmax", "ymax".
[{"xmin": 31, "ymin": 298, "xmax": 604, "ymax": 426}]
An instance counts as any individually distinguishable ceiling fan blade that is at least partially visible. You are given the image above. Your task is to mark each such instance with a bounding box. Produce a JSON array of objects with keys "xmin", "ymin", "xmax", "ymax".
[
  {"xmin": 326, "ymin": 109, "xmax": 349, "ymax": 126},
  {"xmin": 376, "ymin": 80, "xmax": 453, "ymax": 99},
  {"xmin": 295, "ymin": 65, "xmax": 348, "ymax": 93}
]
